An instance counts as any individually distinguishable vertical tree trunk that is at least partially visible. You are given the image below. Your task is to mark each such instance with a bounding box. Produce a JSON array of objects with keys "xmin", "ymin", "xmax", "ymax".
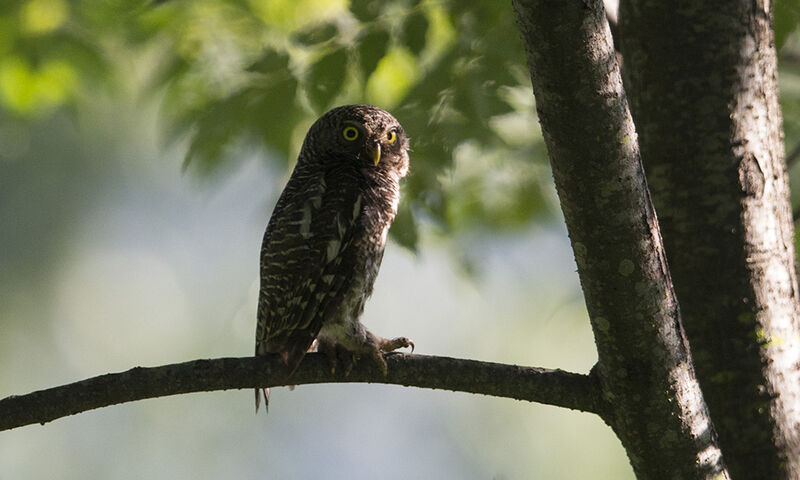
[
  {"xmin": 618, "ymin": 1, "xmax": 800, "ymax": 477},
  {"xmin": 512, "ymin": 1, "xmax": 727, "ymax": 478}
]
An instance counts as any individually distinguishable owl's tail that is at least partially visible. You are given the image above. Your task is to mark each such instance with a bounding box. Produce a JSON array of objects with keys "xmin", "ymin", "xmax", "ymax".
[
  {"xmin": 254, "ymin": 339, "xmax": 312, "ymax": 413},
  {"xmin": 254, "ymin": 337, "xmax": 271, "ymax": 413},
  {"xmin": 255, "ymin": 387, "xmax": 270, "ymax": 413}
]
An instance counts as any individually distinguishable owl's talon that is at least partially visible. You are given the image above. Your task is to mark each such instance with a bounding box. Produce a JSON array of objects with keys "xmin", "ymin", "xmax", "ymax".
[
  {"xmin": 379, "ymin": 336, "xmax": 414, "ymax": 353},
  {"xmin": 317, "ymin": 340, "xmax": 339, "ymax": 374},
  {"xmin": 341, "ymin": 351, "xmax": 357, "ymax": 377},
  {"xmin": 371, "ymin": 351, "xmax": 389, "ymax": 376}
]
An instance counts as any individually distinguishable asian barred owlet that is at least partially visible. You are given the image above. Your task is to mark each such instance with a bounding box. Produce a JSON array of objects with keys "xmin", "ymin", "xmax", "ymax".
[{"xmin": 255, "ymin": 104, "xmax": 413, "ymax": 410}]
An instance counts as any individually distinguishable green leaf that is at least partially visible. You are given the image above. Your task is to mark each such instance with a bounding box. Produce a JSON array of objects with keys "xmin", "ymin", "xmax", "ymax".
[
  {"xmin": 291, "ymin": 21, "xmax": 339, "ymax": 46},
  {"xmin": 183, "ymin": 90, "xmax": 251, "ymax": 172},
  {"xmin": 356, "ymin": 26, "xmax": 390, "ymax": 80},
  {"xmin": 255, "ymin": 76, "xmax": 301, "ymax": 158},
  {"xmin": 349, "ymin": 0, "xmax": 383, "ymax": 22},
  {"xmin": 46, "ymin": 32, "xmax": 110, "ymax": 82},
  {"xmin": 183, "ymin": 75, "xmax": 300, "ymax": 171},
  {"xmin": 365, "ymin": 45, "xmax": 419, "ymax": 107},
  {"xmin": 0, "ymin": 56, "xmax": 78, "ymax": 116},
  {"xmin": 305, "ymin": 47, "xmax": 347, "ymax": 111},
  {"xmin": 453, "ymin": 69, "xmax": 515, "ymax": 138},
  {"xmin": 146, "ymin": 54, "xmax": 189, "ymax": 93},
  {"xmin": 247, "ymin": 48, "xmax": 290, "ymax": 74},
  {"xmin": 400, "ymin": 9, "xmax": 428, "ymax": 55}
]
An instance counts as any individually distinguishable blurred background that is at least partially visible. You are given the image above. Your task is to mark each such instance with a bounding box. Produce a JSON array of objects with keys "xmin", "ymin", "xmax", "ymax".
[{"xmin": 1, "ymin": 0, "xmax": 799, "ymax": 478}]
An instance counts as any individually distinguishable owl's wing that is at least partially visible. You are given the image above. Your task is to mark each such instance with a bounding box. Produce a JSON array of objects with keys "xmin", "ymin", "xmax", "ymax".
[{"xmin": 256, "ymin": 165, "xmax": 363, "ymax": 373}]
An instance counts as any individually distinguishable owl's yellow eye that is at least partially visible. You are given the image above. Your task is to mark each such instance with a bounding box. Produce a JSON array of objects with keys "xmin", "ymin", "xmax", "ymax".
[
  {"xmin": 386, "ymin": 130, "xmax": 397, "ymax": 144},
  {"xmin": 342, "ymin": 126, "xmax": 359, "ymax": 141}
]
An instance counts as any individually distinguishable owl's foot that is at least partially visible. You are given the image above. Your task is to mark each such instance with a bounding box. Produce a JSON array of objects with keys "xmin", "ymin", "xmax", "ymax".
[
  {"xmin": 362, "ymin": 345, "xmax": 388, "ymax": 376},
  {"xmin": 378, "ymin": 336, "xmax": 414, "ymax": 354},
  {"xmin": 318, "ymin": 340, "xmax": 358, "ymax": 376},
  {"xmin": 366, "ymin": 335, "xmax": 414, "ymax": 375},
  {"xmin": 317, "ymin": 332, "xmax": 414, "ymax": 377}
]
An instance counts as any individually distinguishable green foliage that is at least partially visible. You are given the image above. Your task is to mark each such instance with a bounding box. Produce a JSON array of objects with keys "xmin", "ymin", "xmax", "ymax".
[
  {"xmin": 291, "ymin": 21, "xmax": 339, "ymax": 46},
  {"xmin": 775, "ymin": 0, "xmax": 800, "ymax": 50},
  {"xmin": 0, "ymin": 0, "xmax": 107, "ymax": 116},
  {"xmin": 400, "ymin": 9, "xmax": 428, "ymax": 55},
  {"xmin": 356, "ymin": 26, "xmax": 390, "ymax": 80},
  {"xmin": 0, "ymin": 0, "xmax": 558, "ymax": 253},
  {"xmin": 5, "ymin": 0, "xmax": 800, "ymax": 253},
  {"xmin": 306, "ymin": 47, "xmax": 348, "ymax": 111},
  {"xmin": 349, "ymin": 0, "xmax": 385, "ymax": 23}
]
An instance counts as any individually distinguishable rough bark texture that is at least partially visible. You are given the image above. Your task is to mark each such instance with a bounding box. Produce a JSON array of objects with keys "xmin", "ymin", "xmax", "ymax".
[
  {"xmin": 0, "ymin": 353, "xmax": 598, "ymax": 431},
  {"xmin": 512, "ymin": 1, "xmax": 728, "ymax": 478},
  {"xmin": 618, "ymin": 1, "xmax": 800, "ymax": 477}
]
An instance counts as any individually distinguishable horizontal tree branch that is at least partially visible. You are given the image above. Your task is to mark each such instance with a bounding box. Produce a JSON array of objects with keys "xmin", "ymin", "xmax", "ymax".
[{"xmin": 0, "ymin": 353, "xmax": 600, "ymax": 431}]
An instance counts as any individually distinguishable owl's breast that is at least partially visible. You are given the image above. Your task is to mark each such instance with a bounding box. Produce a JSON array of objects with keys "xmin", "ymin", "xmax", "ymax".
[{"xmin": 319, "ymin": 176, "xmax": 398, "ymax": 327}]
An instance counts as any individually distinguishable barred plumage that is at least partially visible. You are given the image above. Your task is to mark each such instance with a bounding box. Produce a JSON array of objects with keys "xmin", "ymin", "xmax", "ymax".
[{"xmin": 255, "ymin": 105, "xmax": 413, "ymax": 410}]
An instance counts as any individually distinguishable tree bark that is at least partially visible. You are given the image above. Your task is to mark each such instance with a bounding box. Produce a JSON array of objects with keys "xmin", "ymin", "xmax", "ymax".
[
  {"xmin": 618, "ymin": 1, "xmax": 800, "ymax": 477},
  {"xmin": 512, "ymin": 1, "xmax": 728, "ymax": 478},
  {"xmin": 0, "ymin": 353, "xmax": 598, "ymax": 431}
]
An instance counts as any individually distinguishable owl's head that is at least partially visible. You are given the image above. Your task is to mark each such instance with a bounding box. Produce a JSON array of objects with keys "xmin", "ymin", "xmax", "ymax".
[{"xmin": 303, "ymin": 104, "xmax": 410, "ymax": 179}]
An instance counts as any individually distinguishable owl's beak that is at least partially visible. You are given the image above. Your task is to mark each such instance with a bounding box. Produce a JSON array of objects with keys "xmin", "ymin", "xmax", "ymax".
[{"xmin": 370, "ymin": 144, "xmax": 381, "ymax": 166}]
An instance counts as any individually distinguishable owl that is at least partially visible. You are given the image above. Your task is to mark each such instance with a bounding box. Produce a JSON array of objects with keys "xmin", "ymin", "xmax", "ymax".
[{"xmin": 255, "ymin": 104, "xmax": 413, "ymax": 410}]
